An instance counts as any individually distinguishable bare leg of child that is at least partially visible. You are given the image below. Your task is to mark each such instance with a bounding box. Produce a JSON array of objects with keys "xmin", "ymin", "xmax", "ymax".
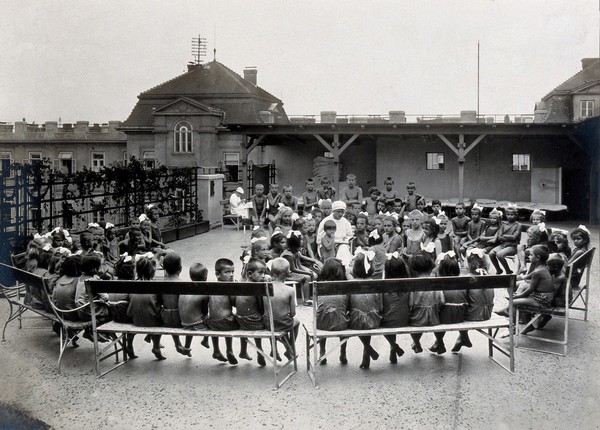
[
  {"xmin": 151, "ymin": 335, "xmax": 166, "ymax": 360},
  {"xmin": 451, "ymin": 330, "xmax": 472, "ymax": 352},
  {"xmin": 411, "ymin": 333, "xmax": 423, "ymax": 353},
  {"xmin": 184, "ymin": 335, "xmax": 193, "ymax": 351},
  {"xmin": 200, "ymin": 336, "xmax": 210, "ymax": 348},
  {"xmin": 269, "ymin": 338, "xmax": 282, "ymax": 361},
  {"xmin": 429, "ymin": 332, "xmax": 447, "ymax": 354},
  {"xmin": 225, "ymin": 338, "xmax": 237, "ymax": 365},
  {"xmin": 318, "ymin": 339, "xmax": 327, "ymax": 365},
  {"xmin": 145, "ymin": 334, "xmax": 164, "ymax": 348},
  {"xmin": 384, "ymin": 334, "xmax": 405, "ymax": 363},
  {"xmin": 239, "ymin": 338, "xmax": 252, "ymax": 361},
  {"xmin": 173, "ymin": 335, "xmax": 191, "ymax": 357},
  {"xmin": 211, "ymin": 337, "xmax": 227, "ymax": 362},
  {"xmin": 255, "ymin": 338, "xmax": 266, "ymax": 366},
  {"xmin": 488, "ymin": 250, "xmax": 503, "ymax": 274},
  {"xmin": 497, "ymin": 247, "xmax": 516, "ymax": 274},
  {"xmin": 125, "ymin": 333, "xmax": 137, "ymax": 359},
  {"xmin": 359, "ymin": 336, "xmax": 378, "ymax": 369}
]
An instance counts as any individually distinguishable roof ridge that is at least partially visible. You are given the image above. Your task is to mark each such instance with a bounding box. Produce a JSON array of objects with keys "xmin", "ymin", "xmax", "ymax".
[
  {"xmin": 542, "ymin": 59, "xmax": 600, "ymax": 100},
  {"xmin": 140, "ymin": 69, "xmax": 195, "ymax": 96},
  {"xmin": 214, "ymin": 61, "xmax": 282, "ymax": 103}
]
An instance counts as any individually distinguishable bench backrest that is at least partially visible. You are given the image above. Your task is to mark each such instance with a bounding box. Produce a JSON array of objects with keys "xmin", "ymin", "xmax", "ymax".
[
  {"xmin": 312, "ymin": 274, "xmax": 515, "ymax": 296},
  {"xmin": 0, "ymin": 262, "xmax": 46, "ymax": 293},
  {"xmin": 86, "ymin": 280, "xmax": 274, "ymax": 297},
  {"xmin": 10, "ymin": 252, "xmax": 27, "ymax": 270},
  {"xmin": 564, "ymin": 247, "xmax": 595, "ymax": 296}
]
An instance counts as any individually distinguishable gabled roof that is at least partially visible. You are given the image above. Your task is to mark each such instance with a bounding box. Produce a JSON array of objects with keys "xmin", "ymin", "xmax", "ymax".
[
  {"xmin": 152, "ymin": 97, "xmax": 224, "ymax": 115},
  {"xmin": 121, "ymin": 61, "xmax": 287, "ymax": 128},
  {"xmin": 543, "ymin": 58, "xmax": 600, "ymax": 100}
]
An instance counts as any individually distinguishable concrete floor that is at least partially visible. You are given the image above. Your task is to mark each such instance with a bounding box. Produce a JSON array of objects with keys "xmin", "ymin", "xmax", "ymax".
[{"xmin": 0, "ymin": 223, "xmax": 599, "ymax": 429}]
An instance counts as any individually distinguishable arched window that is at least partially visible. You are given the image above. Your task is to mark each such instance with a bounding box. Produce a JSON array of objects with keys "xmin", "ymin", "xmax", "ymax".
[{"xmin": 174, "ymin": 121, "xmax": 193, "ymax": 153}]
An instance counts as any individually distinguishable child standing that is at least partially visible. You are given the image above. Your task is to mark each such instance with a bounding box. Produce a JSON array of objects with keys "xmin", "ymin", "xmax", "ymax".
[
  {"xmin": 408, "ymin": 252, "xmax": 444, "ymax": 353},
  {"xmin": 302, "ymin": 179, "xmax": 319, "ymax": 214},
  {"xmin": 207, "ymin": 258, "xmax": 239, "ymax": 365},
  {"xmin": 249, "ymin": 184, "xmax": 267, "ymax": 227},
  {"xmin": 349, "ymin": 251, "xmax": 382, "ymax": 369},
  {"xmin": 436, "ymin": 214, "xmax": 453, "ymax": 253},
  {"xmin": 364, "ymin": 187, "xmax": 381, "ymax": 216},
  {"xmin": 381, "ymin": 177, "xmax": 400, "ymax": 206},
  {"xmin": 235, "ymin": 258, "xmax": 268, "ymax": 366},
  {"xmin": 305, "ymin": 217, "xmax": 319, "ymax": 259},
  {"xmin": 341, "ymin": 173, "xmax": 363, "ymax": 209},
  {"xmin": 404, "ymin": 181, "xmax": 424, "ymax": 212},
  {"xmin": 316, "ymin": 258, "xmax": 350, "ymax": 364},
  {"xmin": 421, "ymin": 218, "xmax": 442, "ymax": 259},
  {"xmin": 404, "ymin": 210, "xmax": 425, "ymax": 256},
  {"xmin": 489, "ymin": 206, "xmax": 522, "ymax": 275},
  {"xmin": 317, "ymin": 176, "xmax": 336, "ymax": 201},
  {"xmin": 319, "ymin": 220, "xmax": 337, "ymax": 262},
  {"xmin": 382, "ymin": 215, "xmax": 403, "ymax": 254}
]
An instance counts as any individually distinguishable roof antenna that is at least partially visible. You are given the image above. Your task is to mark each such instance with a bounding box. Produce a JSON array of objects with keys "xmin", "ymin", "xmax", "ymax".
[
  {"xmin": 191, "ymin": 34, "xmax": 207, "ymax": 65},
  {"xmin": 213, "ymin": 24, "xmax": 217, "ymax": 61}
]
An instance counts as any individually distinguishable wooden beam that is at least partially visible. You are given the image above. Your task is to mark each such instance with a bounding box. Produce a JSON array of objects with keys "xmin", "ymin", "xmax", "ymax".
[
  {"xmin": 437, "ymin": 134, "xmax": 459, "ymax": 156},
  {"xmin": 338, "ymin": 134, "xmax": 360, "ymax": 155},
  {"xmin": 246, "ymin": 135, "xmax": 264, "ymax": 155},
  {"xmin": 464, "ymin": 134, "xmax": 486, "ymax": 157},
  {"xmin": 313, "ymin": 134, "xmax": 333, "ymax": 152}
]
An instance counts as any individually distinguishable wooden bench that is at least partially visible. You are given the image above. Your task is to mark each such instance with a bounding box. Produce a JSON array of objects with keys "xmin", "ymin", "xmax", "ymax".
[
  {"xmin": 85, "ymin": 279, "xmax": 298, "ymax": 389},
  {"xmin": 220, "ymin": 199, "xmax": 243, "ymax": 230},
  {"xmin": 0, "ymin": 263, "xmax": 97, "ymax": 372},
  {"xmin": 304, "ymin": 274, "xmax": 516, "ymax": 388},
  {"xmin": 515, "ymin": 247, "xmax": 595, "ymax": 356}
]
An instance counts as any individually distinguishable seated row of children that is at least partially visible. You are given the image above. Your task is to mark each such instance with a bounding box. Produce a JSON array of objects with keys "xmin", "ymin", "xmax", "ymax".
[{"xmin": 47, "ymin": 248, "xmax": 298, "ymax": 365}]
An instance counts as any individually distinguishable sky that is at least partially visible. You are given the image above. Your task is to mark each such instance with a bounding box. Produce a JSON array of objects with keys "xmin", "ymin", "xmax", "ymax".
[{"xmin": 0, "ymin": 0, "xmax": 598, "ymax": 124}]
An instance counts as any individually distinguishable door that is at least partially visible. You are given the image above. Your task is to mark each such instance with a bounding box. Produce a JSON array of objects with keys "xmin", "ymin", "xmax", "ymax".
[{"xmin": 531, "ymin": 168, "xmax": 561, "ymax": 204}]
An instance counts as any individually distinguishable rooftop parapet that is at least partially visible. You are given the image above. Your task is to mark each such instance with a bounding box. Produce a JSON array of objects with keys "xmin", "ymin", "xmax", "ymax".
[
  {"xmin": 0, "ymin": 120, "xmax": 127, "ymax": 140},
  {"xmin": 287, "ymin": 112, "xmax": 536, "ymax": 125}
]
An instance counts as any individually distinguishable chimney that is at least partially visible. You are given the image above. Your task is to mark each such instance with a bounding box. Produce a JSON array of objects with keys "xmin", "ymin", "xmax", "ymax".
[
  {"xmin": 187, "ymin": 63, "xmax": 201, "ymax": 72},
  {"xmin": 581, "ymin": 58, "xmax": 598, "ymax": 70},
  {"xmin": 244, "ymin": 67, "xmax": 257, "ymax": 85}
]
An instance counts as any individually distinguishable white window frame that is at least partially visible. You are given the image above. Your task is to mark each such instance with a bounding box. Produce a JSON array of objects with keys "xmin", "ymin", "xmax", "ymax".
[
  {"xmin": 223, "ymin": 152, "xmax": 240, "ymax": 167},
  {"xmin": 143, "ymin": 151, "xmax": 156, "ymax": 169},
  {"xmin": 91, "ymin": 152, "xmax": 105, "ymax": 172},
  {"xmin": 581, "ymin": 100, "xmax": 595, "ymax": 118},
  {"xmin": 426, "ymin": 152, "xmax": 445, "ymax": 170},
  {"xmin": 512, "ymin": 153, "xmax": 531, "ymax": 171},
  {"xmin": 53, "ymin": 152, "xmax": 75, "ymax": 174},
  {"xmin": 0, "ymin": 151, "xmax": 13, "ymax": 176},
  {"xmin": 174, "ymin": 121, "xmax": 193, "ymax": 153},
  {"xmin": 28, "ymin": 151, "xmax": 42, "ymax": 164}
]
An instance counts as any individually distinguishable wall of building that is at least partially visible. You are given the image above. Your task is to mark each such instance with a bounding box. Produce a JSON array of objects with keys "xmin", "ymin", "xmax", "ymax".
[{"xmin": 572, "ymin": 87, "xmax": 600, "ymax": 122}]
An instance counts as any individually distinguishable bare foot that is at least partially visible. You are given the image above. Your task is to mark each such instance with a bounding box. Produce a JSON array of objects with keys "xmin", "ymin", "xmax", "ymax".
[
  {"xmin": 429, "ymin": 341, "xmax": 440, "ymax": 353},
  {"xmin": 126, "ymin": 345, "xmax": 138, "ymax": 359},
  {"xmin": 257, "ymin": 354, "xmax": 266, "ymax": 367},
  {"xmin": 451, "ymin": 339, "xmax": 463, "ymax": 353},
  {"xmin": 269, "ymin": 351, "xmax": 282, "ymax": 361},
  {"xmin": 152, "ymin": 347, "xmax": 166, "ymax": 360},
  {"xmin": 176, "ymin": 345, "xmax": 192, "ymax": 357},
  {"xmin": 200, "ymin": 337, "xmax": 210, "ymax": 349},
  {"xmin": 367, "ymin": 346, "xmax": 379, "ymax": 360},
  {"xmin": 71, "ymin": 336, "xmax": 79, "ymax": 348},
  {"xmin": 227, "ymin": 352, "xmax": 238, "ymax": 365},
  {"xmin": 212, "ymin": 352, "xmax": 228, "ymax": 362},
  {"xmin": 339, "ymin": 354, "xmax": 348, "ymax": 365},
  {"xmin": 436, "ymin": 341, "xmax": 446, "ymax": 355},
  {"xmin": 412, "ymin": 342, "xmax": 423, "ymax": 354},
  {"xmin": 239, "ymin": 352, "xmax": 253, "ymax": 361},
  {"xmin": 389, "ymin": 350, "xmax": 397, "ymax": 364}
]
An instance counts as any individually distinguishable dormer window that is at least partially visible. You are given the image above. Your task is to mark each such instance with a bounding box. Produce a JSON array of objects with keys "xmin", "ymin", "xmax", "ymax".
[{"xmin": 174, "ymin": 121, "xmax": 193, "ymax": 153}]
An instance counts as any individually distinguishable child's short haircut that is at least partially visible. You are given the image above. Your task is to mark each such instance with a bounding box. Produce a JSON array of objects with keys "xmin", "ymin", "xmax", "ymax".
[
  {"xmin": 432, "ymin": 199, "xmax": 441, "ymax": 207},
  {"xmin": 269, "ymin": 183, "xmax": 278, "ymax": 189},
  {"xmin": 60, "ymin": 255, "xmax": 82, "ymax": 278},
  {"xmin": 368, "ymin": 187, "xmax": 380, "ymax": 195},
  {"xmin": 255, "ymin": 183, "xmax": 264, "ymax": 190},
  {"xmin": 384, "ymin": 256, "xmax": 410, "ymax": 279},
  {"xmin": 81, "ymin": 254, "xmax": 102, "ymax": 275},
  {"xmin": 346, "ymin": 173, "xmax": 356, "ymax": 180},
  {"xmin": 409, "ymin": 251, "xmax": 434, "ymax": 275},
  {"xmin": 136, "ymin": 257, "xmax": 156, "ymax": 280},
  {"xmin": 320, "ymin": 176, "xmax": 330, "ymax": 184},
  {"xmin": 311, "ymin": 208, "xmax": 323, "ymax": 217},
  {"xmin": 323, "ymin": 220, "xmax": 337, "ymax": 231},
  {"xmin": 455, "ymin": 202, "xmax": 465, "ymax": 209},
  {"xmin": 530, "ymin": 245, "xmax": 549, "ymax": 263},
  {"xmin": 114, "ymin": 256, "xmax": 135, "ymax": 280},
  {"xmin": 162, "ymin": 252, "xmax": 182, "ymax": 275},
  {"xmin": 246, "ymin": 257, "xmax": 266, "ymax": 276},
  {"xmin": 305, "ymin": 178, "xmax": 314, "ymax": 185},
  {"xmin": 505, "ymin": 206, "xmax": 518, "ymax": 214},
  {"xmin": 547, "ymin": 253, "xmax": 565, "ymax": 270},
  {"xmin": 318, "ymin": 258, "xmax": 347, "ymax": 281},
  {"xmin": 384, "ymin": 177, "xmax": 394, "ymax": 184},
  {"xmin": 270, "ymin": 257, "xmax": 289, "ymax": 281},
  {"xmin": 394, "ymin": 198, "xmax": 403, "ymax": 204},
  {"xmin": 283, "ymin": 185, "xmax": 293, "ymax": 191},
  {"xmin": 407, "ymin": 181, "xmax": 416, "ymax": 187},
  {"xmin": 421, "ymin": 218, "xmax": 440, "ymax": 237},
  {"xmin": 190, "ymin": 262, "xmax": 208, "ymax": 281},
  {"xmin": 215, "ymin": 258, "xmax": 234, "ymax": 273},
  {"xmin": 251, "ymin": 228, "xmax": 268, "ymax": 240},
  {"xmin": 251, "ymin": 239, "xmax": 268, "ymax": 256},
  {"xmin": 80, "ymin": 232, "xmax": 93, "ymax": 244},
  {"xmin": 356, "ymin": 213, "xmax": 369, "ymax": 223},
  {"xmin": 384, "ymin": 215, "xmax": 398, "ymax": 227}
]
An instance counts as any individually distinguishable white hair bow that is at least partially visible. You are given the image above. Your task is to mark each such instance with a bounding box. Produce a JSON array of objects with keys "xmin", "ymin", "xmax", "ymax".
[
  {"xmin": 438, "ymin": 210, "xmax": 446, "ymax": 217},
  {"xmin": 475, "ymin": 268, "xmax": 488, "ymax": 275},
  {"xmin": 51, "ymin": 227, "xmax": 62, "ymax": 234},
  {"xmin": 386, "ymin": 251, "xmax": 401, "ymax": 260},
  {"xmin": 533, "ymin": 209, "xmax": 546, "ymax": 216},
  {"xmin": 390, "ymin": 213, "xmax": 399, "ymax": 221},
  {"xmin": 420, "ymin": 242, "xmax": 435, "ymax": 253},
  {"xmin": 286, "ymin": 230, "xmax": 302, "ymax": 239},
  {"xmin": 66, "ymin": 236, "xmax": 72, "ymax": 243},
  {"xmin": 43, "ymin": 232, "xmax": 52, "ymax": 238},
  {"xmin": 33, "ymin": 233, "xmax": 42, "ymax": 239},
  {"xmin": 104, "ymin": 222, "xmax": 115, "ymax": 229},
  {"xmin": 433, "ymin": 217, "xmax": 442, "ymax": 225},
  {"xmin": 138, "ymin": 214, "xmax": 148, "ymax": 222},
  {"xmin": 490, "ymin": 209, "xmax": 503, "ymax": 218},
  {"xmin": 57, "ymin": 247, "xmax": 71, "ymax": 256},
  {"xmin": 243, "ymin": 254, "xmax": 251, "ymax": 264},
  {"xmin": 537, "ymin": 222, "xmax": 546, "ymax": 233},
  {"xmin": 75, "ymin": 250, "xmax": 83, "ymax": 255},
  {"xmin": 318, "ymin": 199, "xmax": 331, "ymax": 206},
  {"xmin": 291, "ymin": 213, "xmax": 300, "ymax": 222},
  {"xmin": 42, "ymin": 244, "xmax": 52, "ymax": 251},
  {"xmin": 354, "ymin": 247, "xmax": 375, "ymax": 272},
  {"xmin": 304, "ymin": 213, "xmax": 313, "ymax": 221},
  {"xmin": 578, "ymin": 225, "xmax": 591, "ymax": 235},
  {"xmin": 147, "ymin": 204, "xmax": 155, "ymax": 209},
  {"xmin": 369, "ymin": 229, "xmax": 380, "ymax": 240},
  {"xmin": 552, "ymin": 228, "xmax": 569, "ymax": 236},
  {"xmin": 471, "ymin": 203, "xmax": 482, "ymax": 211},
  {"xmin": 135, "ymin": 252, "xmax": 154, "ymax": 262},
  {"xmin": 435, "ymin": 250, "xmax": 456, "ymax": 264},
  {"xmin": 253, "ymin": 225, "xmax": 260, "ymax": 231},
  {"xmin": 466, "ymin": 248, "xmax": 485, "ymax": 258},
  {"xmin": 278, "ymin": 202, "xmax": 285, "ymax": 208},
  {"xmin": 120, "ymin": 252, "xmax": 133, "ymax": 263},
  {"xmin": 403, "ymin": 215, "xmax": 410, "ymax": 220},
  {"xmin": 88, "ymin": 222, "xmax": 100, "ymax": 228},
  {"xmin": 358, "ymin": 211, "xmax": 369, "ymax": 217},
  {"xmin": 507, "ymin": 203, "xmax": 518, "ymax": 209},
  {"xmin": 251, "ymin": 236, "xmax": 268, "ymax": 244}
]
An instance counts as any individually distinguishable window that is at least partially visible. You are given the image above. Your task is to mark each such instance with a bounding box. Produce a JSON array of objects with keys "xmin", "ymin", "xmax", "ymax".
[
  {"xmin": 123, "ymin": 151, "xmax": 128, "ymax": 163},
  {"xmin": 426, "ymin": 152, "xmax": 445, "ymax": 170},
  {"xmin": 223, "ymin": 152, "xmax": 240, "ymax": 182},
  {"xmin": 581, "ymin": 100, "xmax": 595, "ymax": 118},
  {"xmin": 91, "ymin": 152, "xmax": 105, "ymax": 172},
  {"xmin": 53, "ymin": 152, "xmax": 75, "ymax": 174},
  {"xmin": 143, "ymin": 151, "xmax": 156, "ymax": 169},
  {"xmin": 174, "ymin": 121, "xmax": 193, "ymax": 153},
  {"xmin": 512, "ymin": 154, "xmax": 530, "ymax": 171},
  {"xmin": 0, "ymin": 152, "xmax": 12, "ymax": 177},
  {"xmin": 28, "ymin": 152, "xmax": 43, "ymax": 165}
]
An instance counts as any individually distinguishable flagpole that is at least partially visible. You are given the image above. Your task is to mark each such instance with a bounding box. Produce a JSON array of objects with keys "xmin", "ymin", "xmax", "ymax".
[{"xmin": 477, "ymin": 40, "xmax": 480, "ymax": 120}]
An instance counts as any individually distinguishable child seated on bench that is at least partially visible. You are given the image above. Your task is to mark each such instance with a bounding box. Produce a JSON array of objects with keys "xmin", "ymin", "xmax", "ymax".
[
  {"xmin": 516, "ymin": 210, "xmax": 549, "ymax": 275},
  {"xmin": 408, "ymin": 251, "xmax": 444, "ymax": 354},
  {"xmin": 207, "ymin": 258, "xmax": 239, "ymax": 365},
  {"xmin": 262, "ymin": 258, "xmax": 299, "ymax": 360},
  {"xmin": 235, "ymin": 258, "xmax": 268, "ymax": 366},
  {"xmin": 381, "ymin": 254, "xmax": 410, "ymax": 363},
  {"xmin": 179, "ymin": 263, "xmax": 210, "ymax": 351},
  {"xmin": 489, "ymin": 206, "xmax": 522, "ymax": 275},
  {"xmin": 161, "ymin": 252, "xmax": 191, "ymax": 357}
]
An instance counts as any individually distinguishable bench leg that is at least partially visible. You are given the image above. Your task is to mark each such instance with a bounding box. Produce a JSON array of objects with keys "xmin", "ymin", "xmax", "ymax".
[{"xmin": 2, "ymin": 304, "xmax": 26, "ymax": 342}]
